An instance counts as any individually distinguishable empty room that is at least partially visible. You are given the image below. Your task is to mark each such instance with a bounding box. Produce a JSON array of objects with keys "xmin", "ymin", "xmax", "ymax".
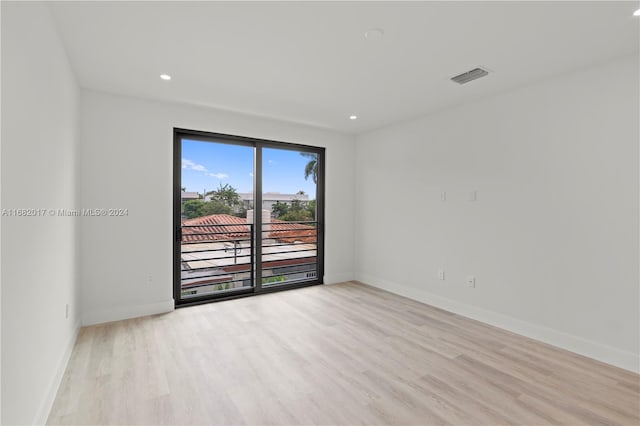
[{"xmin": 1, "ymin": 1, "xmax": 639, "ymax": 425}]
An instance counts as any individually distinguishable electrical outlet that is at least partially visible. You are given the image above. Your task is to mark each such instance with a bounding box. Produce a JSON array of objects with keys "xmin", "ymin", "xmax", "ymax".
[
  {"xmin": 440, "ymin": 191, "xmax": 447, "ymax": 201},
  {"xmin": 469, "ymin": 191, "xmax": 477, "ymax": 201},
  {"xmin": 438, "ymin": 269, "xmax": 445, "ymax": 280},
  {"xmin": 65, "ymin": 303, "xmax": 69, "ymax": 319},
  {"xmin": 466, "ymin": 276, "xmax": 476, "ymax": 288}
]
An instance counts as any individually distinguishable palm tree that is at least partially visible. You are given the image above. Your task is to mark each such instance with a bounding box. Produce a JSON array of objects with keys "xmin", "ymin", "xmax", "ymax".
[{"xmin": 301, "ymin": 153, "xmax": 318, "ymax": 184}]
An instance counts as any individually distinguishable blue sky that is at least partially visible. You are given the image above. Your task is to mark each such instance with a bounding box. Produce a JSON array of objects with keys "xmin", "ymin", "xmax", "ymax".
[{"xmin": 181, "ymin": 139, "xmax": 317, "ymax": 197}]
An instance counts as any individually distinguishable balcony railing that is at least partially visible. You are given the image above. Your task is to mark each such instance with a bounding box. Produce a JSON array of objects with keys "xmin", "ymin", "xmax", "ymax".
[
  {"xmin": 260, "ymin": 221, "xmax": 317, "ymax": 286},
  {"xmin": 180, "ymin": 224, "xmax": 254, "ymax": 297},
  {"xmin": 180, "ymin": 220, "xmax": 318, "ymax": 298}
]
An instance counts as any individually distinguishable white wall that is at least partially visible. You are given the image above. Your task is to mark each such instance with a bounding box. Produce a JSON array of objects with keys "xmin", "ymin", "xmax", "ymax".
[
  {"xmin": 1, "ymin": 3, "xmax": 4, "ymax": 421},
  {"xmin": 0, "ymin": 3, "xmax": 3, "ymax": 421},
  {"xmin": 1, "ymin": 2, "xmax": 81, "ymax": 424},
  {"xmin": 80, "ymin": 90, "xmax": 355, "ymax": 325},
  {"xmin": 355, "ymin": 55, "xmax": 639, "ymax": 372}
]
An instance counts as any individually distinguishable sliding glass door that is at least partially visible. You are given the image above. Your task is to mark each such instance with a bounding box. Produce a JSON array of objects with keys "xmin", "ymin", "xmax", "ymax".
[
  {"xmin": 177, "ymin": 139, "xmax": 255, "ymax": 300},
  {"xmin": 260, "ymin": 147, "xmax": 320, "ymax": 287},
  {"xmin": 173, "ymin": 129, "xmax": 324, "ymax": 306}
]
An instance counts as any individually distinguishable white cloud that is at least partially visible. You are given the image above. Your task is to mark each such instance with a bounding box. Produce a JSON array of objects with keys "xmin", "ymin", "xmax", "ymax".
[
  {"xmin": 182, "ymin": 158, "xmax": 208, "ymax": 172},
  {"xmin": 249, "ymin": 172, "xmax": 254, "ymax": 177},
  {"xmin": 209, "ymin": 172, "xmax": 229, "ymax": 179},
  {"xmin": 182, "ymin": 158, "xmax": 228, "ymax": 180}
]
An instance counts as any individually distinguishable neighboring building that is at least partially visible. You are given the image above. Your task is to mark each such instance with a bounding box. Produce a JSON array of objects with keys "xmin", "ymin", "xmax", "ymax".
[
  {"xmin": 237, "ymin": 192, "xmax": 309, "ymax": 212},
  {"xmin": 181, "ymin": 191, "xmax": 200, "ymax": 202}
]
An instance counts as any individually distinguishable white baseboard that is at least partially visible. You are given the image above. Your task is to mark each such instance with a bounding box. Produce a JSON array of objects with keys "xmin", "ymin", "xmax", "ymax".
[
  {"xmin": 82, "ymin": 299, "xmax": 175, "ymax": 326},
  {"xmin": 356, "ymin": 273, "xmax": 640, "ymax": 374},
  {"xmin": 33, "ymin": 320, "xmax": 81, "ymax": 426},
  {"xmin": 323, "ymin": 272, "xmax": 354, "ymax": 285}
]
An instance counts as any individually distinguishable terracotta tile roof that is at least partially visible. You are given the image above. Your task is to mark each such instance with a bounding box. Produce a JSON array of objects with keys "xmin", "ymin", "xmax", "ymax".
[
  {"xmin": 270, "ymin": 229, "xmax": 316, "ymax": 244},
  {"xmin": 182, "ymin": 214, "xmax": 316, "ymax": 244},
  {"xmin": 182, "ymin": 214, "xmax": 250, "ymax": 243}
]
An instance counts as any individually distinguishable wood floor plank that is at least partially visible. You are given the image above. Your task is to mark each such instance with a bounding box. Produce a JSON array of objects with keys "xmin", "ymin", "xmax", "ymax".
[{"xmin": 47, "ymin": 282, "xmax": 640, "ymax": 425}]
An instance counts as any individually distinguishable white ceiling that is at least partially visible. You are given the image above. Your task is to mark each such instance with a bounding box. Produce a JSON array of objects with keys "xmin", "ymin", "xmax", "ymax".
[{"xmin": 49, "ymin": 1, "xmax": 639, "ymax": 134}]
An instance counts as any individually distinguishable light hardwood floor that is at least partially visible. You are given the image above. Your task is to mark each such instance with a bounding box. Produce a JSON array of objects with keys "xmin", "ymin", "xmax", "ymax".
[{"xmin": 48, "ymin": 282, "xmax": 640, "ymax": 425}]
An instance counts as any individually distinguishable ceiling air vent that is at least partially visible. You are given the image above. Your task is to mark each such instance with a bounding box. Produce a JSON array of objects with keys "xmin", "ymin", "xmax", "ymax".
[{"xmin": 451, "ymin": 67, "xmax": 489, "ymax": 85}]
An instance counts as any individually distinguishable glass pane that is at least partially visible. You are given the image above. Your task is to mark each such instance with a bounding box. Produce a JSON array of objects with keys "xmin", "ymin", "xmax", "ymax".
[
  {"xmin": 180, "ymin": 139, "xmax": 254, "ymax": 299},
  {"xmin": 260, "ymin": 148, "xmax": 318, "ymax": 287}
]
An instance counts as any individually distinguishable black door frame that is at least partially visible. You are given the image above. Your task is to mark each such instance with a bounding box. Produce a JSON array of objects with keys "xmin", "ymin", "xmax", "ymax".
[{"xmin": 173, "ymin": 128, "xmax": 325, "ymax": 307}]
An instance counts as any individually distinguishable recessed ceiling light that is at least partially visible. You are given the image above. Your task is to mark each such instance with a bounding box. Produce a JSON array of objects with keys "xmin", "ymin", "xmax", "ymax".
[
  {"xmin": 634, "ymin": 8, "xmax": 640, "ymax": 16},
  {"xmin": 349, "ymin": 115, "xmax": 358, "ymax": 120},
  {"xmin": 160, "ymin": 74, "xmax": 172, "ymax": 80},
  {"xmin": 364, "ymin": 28, "xmax": 384, "ymax": 41}
]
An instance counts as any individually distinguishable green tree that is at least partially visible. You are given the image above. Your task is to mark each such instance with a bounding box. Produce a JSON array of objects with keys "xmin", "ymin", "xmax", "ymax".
[
  {"xmin": 208, "ymin": 183, "xmax": 240, "ymax": 207},
  {"xmin": 307, "ymin": 199, "xmax": 316, "ymax": 220},
  {"xmin": 200, "ymin": 200, "xmax": 232, "ymax": 216},
  {"xmin": 183, "ymin": 199, "xmax": 232, "ymax": 219},
  {"xmin": 183, "ymin": 199, "xmax": 205, "ymax": 219},
  {"xmin": 301, "ymin": 153, "xmax": 318, "ymax": 184},
  {"xmin": 201, "ymin": 183, "xmax": 246, "ymax": 217},
  {"xmin": 272, "ymin": 201, "xmax": 289, "ymax": 219},
  {"xmin": 279, "ymin": 210, "xmax": 313, "ymax": 222},
  {"xmin": 279, "ymin": 199, "xmax": 313, "ymax": 222}
]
